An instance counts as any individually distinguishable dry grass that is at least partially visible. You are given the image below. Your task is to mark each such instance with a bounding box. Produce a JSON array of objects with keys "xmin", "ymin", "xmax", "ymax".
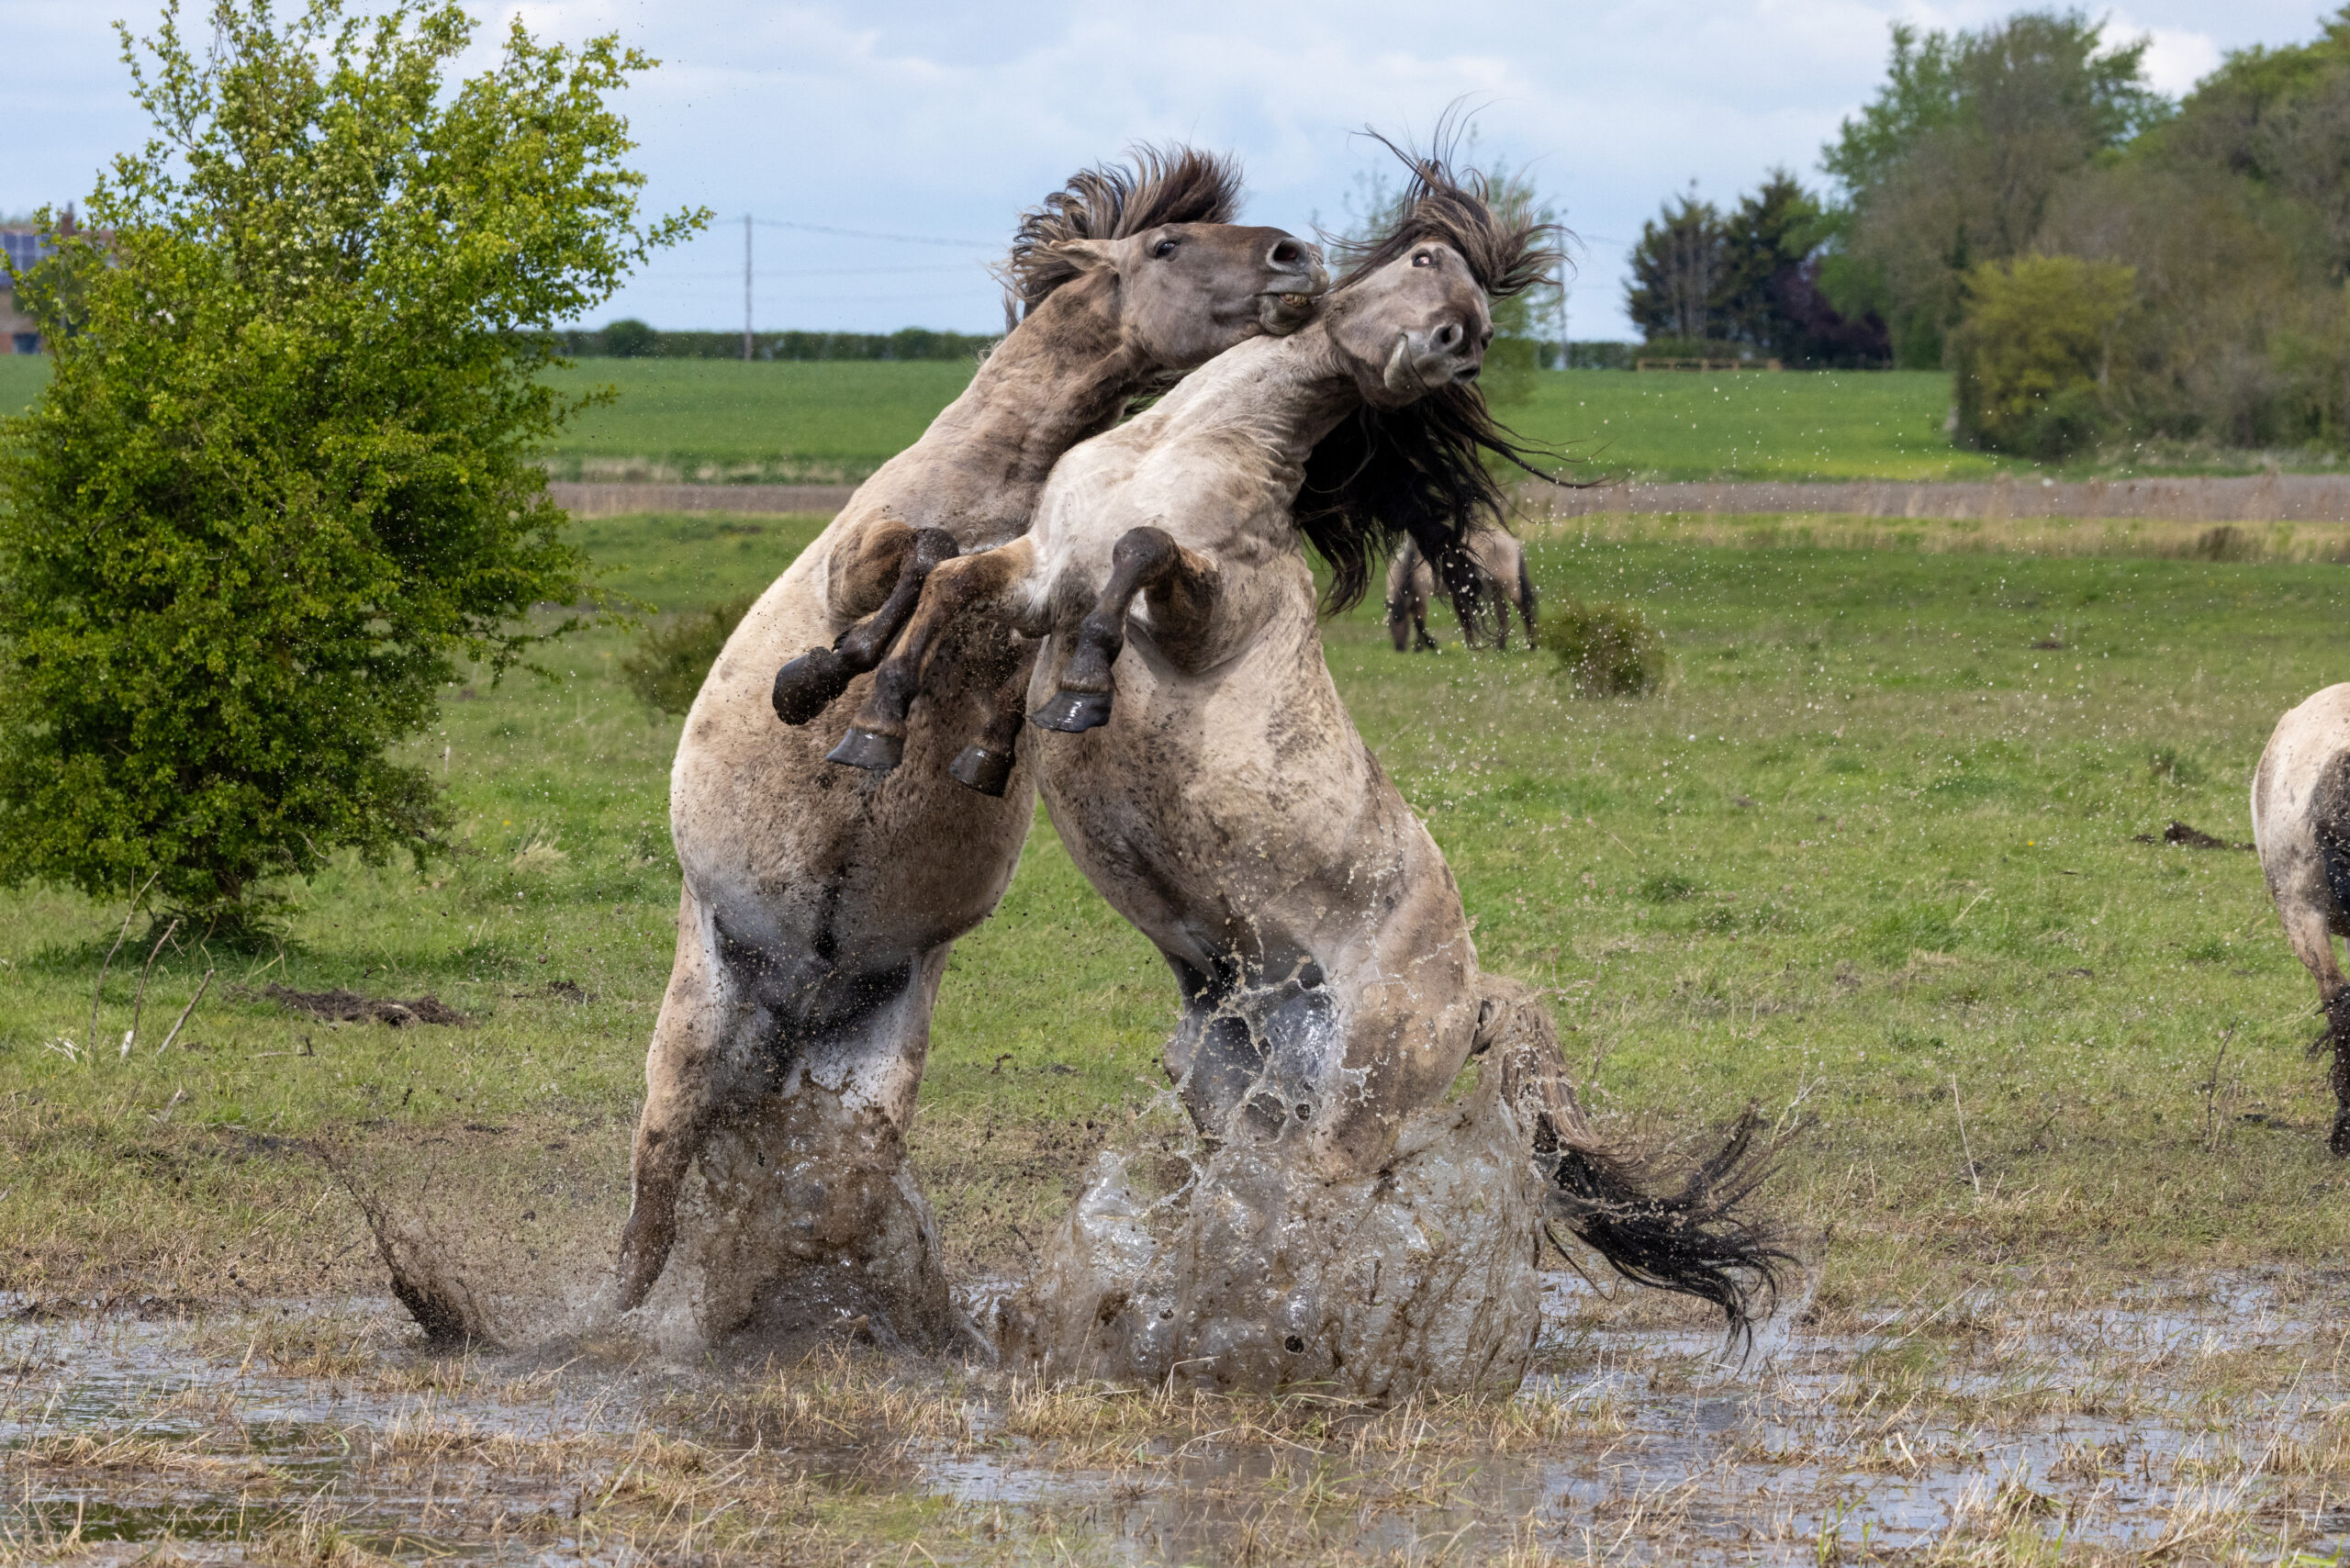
[{"xmin": 1524, "ymin": 509, "xmax": 2350, "ymax": 564}]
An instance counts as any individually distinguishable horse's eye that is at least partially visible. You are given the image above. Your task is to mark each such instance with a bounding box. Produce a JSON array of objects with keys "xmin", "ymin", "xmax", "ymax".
[
  {"xmin": 1413, "ymin": 251, "xmax": 1434, "ymax": 267},
  {"xmin": 1153, "ymin": 238, "xmax": 1179, "ymax": 259}
]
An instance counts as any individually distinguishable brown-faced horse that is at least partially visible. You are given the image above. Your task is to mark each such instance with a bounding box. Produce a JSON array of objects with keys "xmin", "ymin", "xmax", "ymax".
[
  {"xmin": 828, "ymin": 147, "xmax": 1785, "ymax": 1352},
  {"xmin": 611, "ymin": 150, "xmax": 1326, "ymax": 1348}
]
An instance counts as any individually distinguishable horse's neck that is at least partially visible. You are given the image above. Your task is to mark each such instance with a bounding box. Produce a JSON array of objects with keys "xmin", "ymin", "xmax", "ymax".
[
  {"xmin": 879, "ymin": 279, "xmax": 1147, "ymax": 543},
  {"xmin": 1147, "ymin": 327, "xmax": 1360, "ymax": 476}
]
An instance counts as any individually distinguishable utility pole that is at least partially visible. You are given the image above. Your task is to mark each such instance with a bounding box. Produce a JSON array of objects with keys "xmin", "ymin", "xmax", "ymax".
[
  {"xmin": 1558, "ymin": 264, "xmax": 1571, "ymax": 371},
  {"xmin": 743, "ymin": 214, "xmax": 754, "ymax": 362}
]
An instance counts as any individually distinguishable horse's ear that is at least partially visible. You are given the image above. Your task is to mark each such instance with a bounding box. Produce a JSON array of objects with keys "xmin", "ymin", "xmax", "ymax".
[{"xmin": 1046, "ymin": 238, "xmax": 1120, "ymax": 274}]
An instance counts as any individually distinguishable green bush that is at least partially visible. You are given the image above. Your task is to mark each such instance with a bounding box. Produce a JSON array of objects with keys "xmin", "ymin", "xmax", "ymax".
[
  {"xmin": 1539, "ymin": 600, "xmax": 1668, "ymax": 696},
  {"xmin": 622, "ymin": 597, "xmax": 755, "ymax": 715},
  {"xmin": 602, "ymin": 319, "xmax": 658, "ymax": 358},
  {"xmin": 1951, "ymin": 255, "xmax": 2135, "ymax": 460},
  {"xmin": 0, "ymin": 0, "xmax": 699, "ymax": 937}
]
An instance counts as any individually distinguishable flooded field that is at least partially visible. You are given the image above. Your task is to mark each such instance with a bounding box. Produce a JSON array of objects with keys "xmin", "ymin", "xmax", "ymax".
[{"xmin": 6, "ymin": 1269, "xmax": 2348, "ymax": 1565}]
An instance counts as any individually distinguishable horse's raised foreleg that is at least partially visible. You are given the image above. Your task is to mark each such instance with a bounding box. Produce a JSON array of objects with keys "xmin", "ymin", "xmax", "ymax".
[
  {"xmin": 948, "ymin": 639, "xmax": 1042, "ymax": 797},
  {"xmin": 830, "ymin": 539, "xmax": 1038, "ymax": 772},
  {"xmin": 1033, "ymin": 525, "xmax": 1218, "ymax": 733},
  {"xmin": 771, "ymin": 524, "xmax": 959, "ymax": 726}
]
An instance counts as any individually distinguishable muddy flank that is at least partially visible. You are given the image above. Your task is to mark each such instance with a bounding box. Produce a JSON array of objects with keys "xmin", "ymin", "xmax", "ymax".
[{"xmin": 7, "ymin": 1271, "xmax": 2350, "ymax": 1564}]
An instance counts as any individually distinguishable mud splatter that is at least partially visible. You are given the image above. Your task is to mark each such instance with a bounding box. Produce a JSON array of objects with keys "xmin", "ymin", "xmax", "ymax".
[
  {"xmin": 997, "ymin": 1073, "xmax": 1546, "ymax": 1399},
  {"xmin": 257, "ymin": 983, "xmax": 470, "ymax": 1026}
]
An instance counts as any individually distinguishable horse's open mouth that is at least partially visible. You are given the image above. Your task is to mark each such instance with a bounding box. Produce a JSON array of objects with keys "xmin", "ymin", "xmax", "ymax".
[{"xmin": 1258, "ymin": 290, "xmax": 1323, "ymax": 333}]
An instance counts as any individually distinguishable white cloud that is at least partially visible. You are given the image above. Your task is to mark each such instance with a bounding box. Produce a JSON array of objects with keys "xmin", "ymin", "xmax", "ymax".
[{"xmin": 2136, "ymin": 26, "xmax": 2228, "ymax": 95}]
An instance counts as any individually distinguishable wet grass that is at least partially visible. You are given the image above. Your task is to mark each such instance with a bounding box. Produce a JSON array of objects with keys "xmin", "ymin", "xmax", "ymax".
[
  {"xmin": 2, "ymin": 515, "xmax": 2347, "ymax": 1317},
  {"xmin": 8, "ymin": 1276, "xmax": 2350, "ymax": 1563}
]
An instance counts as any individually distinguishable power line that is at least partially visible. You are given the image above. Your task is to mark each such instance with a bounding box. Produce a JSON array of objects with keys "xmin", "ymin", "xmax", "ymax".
[{"xmin": 751, "ymin": 218, "xmax": 995, "ymax": 250}]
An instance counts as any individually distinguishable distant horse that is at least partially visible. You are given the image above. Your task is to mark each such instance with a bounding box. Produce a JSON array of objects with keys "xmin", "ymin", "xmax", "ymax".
[
  {"xmin": 2253, "ymin": 683, "xmax": 2350, "ymax": 1155},
  {"xmin": 1384, "ymin": 532, "xmax": 1537, "ymax": 652},
  {"xmin": 830, "ymin": 144, "xmax": 1785, "ymax": 1343},
  {"xmin": 611, "ymin": 149, "xmax": 1326, "ymax": 1348}
]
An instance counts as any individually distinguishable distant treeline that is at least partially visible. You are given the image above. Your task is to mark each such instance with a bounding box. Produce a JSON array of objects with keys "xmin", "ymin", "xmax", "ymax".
[
  {"xmin": 1773, "ymin": 6, "xmax": 2350, "ymax": 457},
  {"xmin": 558, "ymin": 320, "xmax": 999, "ymax": 361}
]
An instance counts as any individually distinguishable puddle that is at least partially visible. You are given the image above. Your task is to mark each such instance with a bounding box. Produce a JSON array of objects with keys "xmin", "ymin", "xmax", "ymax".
[{"xmin": 4, "ymin": 1274, "xmax": 2349, "ymax": 1562}]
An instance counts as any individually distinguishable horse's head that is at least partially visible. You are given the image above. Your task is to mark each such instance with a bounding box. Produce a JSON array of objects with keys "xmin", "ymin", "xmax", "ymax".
[
  {"xmin": 998, "ymin": 146, "xmax": 1326, "ymax": 373},
  {"xmin": 1325, "ymin": 238, "xmax": 1494, "ymax": 409},
  {"xmin": 1046, "ymin": 224, "xmax": 1326, "ymax": 368}
]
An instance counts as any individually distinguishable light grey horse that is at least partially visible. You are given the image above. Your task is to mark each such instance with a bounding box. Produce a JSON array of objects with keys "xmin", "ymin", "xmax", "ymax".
[{"xmin": 2253, "ymin": 682, "xmax": 2350, "ymax": 1154}]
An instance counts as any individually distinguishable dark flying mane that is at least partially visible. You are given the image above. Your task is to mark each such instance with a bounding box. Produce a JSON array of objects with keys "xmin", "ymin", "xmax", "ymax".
[
  {"xmin": 996, "ymin": 147, "xmax": 1244, "ymax": 324},
  {"xmin": 1295, "ymin": 136, "xmax": 1564, "ymax": 628}
]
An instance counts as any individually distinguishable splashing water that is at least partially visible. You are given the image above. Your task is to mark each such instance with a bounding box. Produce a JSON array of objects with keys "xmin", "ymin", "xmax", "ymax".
[{"xmin": 995, "ymin": 1071, "xmax": 1548, "ymax": 1398}]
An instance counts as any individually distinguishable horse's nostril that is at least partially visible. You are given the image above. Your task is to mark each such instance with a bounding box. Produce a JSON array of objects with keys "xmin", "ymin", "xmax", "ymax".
[{"xmin": 1271, "ymin": 240, "xmax": 1303, "ymax": 266}]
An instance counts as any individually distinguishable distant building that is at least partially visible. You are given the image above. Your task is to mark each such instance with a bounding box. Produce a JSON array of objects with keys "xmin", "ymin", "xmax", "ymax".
[{"xmin": 2, "ymin": 224, "xmax": 59, "ymax": 354}]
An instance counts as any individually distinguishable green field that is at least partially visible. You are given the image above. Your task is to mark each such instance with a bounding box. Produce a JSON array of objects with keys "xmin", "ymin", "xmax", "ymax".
[
  {"xmin": 1, "ymin": 511, "xmax": 2344, "ymax": 1315},
  {"xmin": 0, "ymin": 354, "xmax": 2020, "ymax": 483}
]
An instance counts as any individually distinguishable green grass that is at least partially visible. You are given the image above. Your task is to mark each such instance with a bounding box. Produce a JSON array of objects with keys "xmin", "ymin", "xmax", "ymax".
[
  {"xmin": 1510, "ymin": 368, "xmax": 2015, "ymax": 481},
  {"xmin": 0, "ymin": 355, "xmax": 48, "ymax": 418},
  {"xmin": 2, "ymin": 511, "xmax": 2345, "ymax": 1314},
  {"xmin": 12, "ymin": 351, "xmax": 2342, "ymax": 482},
  {"xmin": 538, "ymin": 358, "xmax": 977, "ymax": 484}
]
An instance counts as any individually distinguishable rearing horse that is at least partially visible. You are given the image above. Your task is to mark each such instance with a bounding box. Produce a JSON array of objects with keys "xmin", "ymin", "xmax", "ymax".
[
  {"xmin": 831, "ymin": 148, "xmax": 1785, "ymax": 1332},
  {"xmin": 613, "ymin": 150, "xmax": 1326, "ymax": 1347}
]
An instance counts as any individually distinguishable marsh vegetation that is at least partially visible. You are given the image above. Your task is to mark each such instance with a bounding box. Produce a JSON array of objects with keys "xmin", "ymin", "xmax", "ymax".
[{"xmin": 2, "ymin": 512, "xmax": 2346, "ymax": 1560}]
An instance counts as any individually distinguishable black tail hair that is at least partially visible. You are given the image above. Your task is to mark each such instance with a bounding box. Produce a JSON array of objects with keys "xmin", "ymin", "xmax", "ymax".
[{"xmin": 1538, "ymin": 1107, "xmax": 1794, "ymax": 1337}]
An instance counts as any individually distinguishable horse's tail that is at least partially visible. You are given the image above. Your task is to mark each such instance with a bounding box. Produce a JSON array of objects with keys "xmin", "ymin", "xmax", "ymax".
[
  {"xmin": 1515, "ymin": 551, "xmax": 1539, "ymax": 644},
  {"xmin": 1477, "ymin": 979, "xmax": 1793, "ymax": 1336}
]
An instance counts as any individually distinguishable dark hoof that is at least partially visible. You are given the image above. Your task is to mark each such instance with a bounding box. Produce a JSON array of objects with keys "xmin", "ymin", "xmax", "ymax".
[
  {"xmin": 826, "ymin": 725, "xmax": 903, "ymax": 771},
  {"xmin": 773, "ymin": 648, "xmax": 851, "ymax": 726},
  {"xmin": 2331, "ymin": 1108, "xmax": 2350, "ymax": 1159},
  {"xmin": 947, "ymin": 742, "xmax": 1015, "ymax": 797},
  {"xmin": 1030, "ymin": 689, "xmax": 1113, "ymax": 734}
]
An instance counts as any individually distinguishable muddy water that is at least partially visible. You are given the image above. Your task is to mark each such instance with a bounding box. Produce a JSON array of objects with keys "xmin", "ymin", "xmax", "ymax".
[{"xmin": 6, "ymin": 1273, "xmax": 2349, "ymax": 1563}]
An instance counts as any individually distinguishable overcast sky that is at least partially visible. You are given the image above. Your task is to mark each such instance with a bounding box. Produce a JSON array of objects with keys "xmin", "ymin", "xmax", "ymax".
[{"xmin": 7, "ymin": 0, "xmax": 2333, "ymax": 337}]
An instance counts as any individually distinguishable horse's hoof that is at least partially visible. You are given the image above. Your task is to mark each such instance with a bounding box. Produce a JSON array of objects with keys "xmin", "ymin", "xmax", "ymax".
[
  {"xmin": 2330, "ymin": 1108, "xmax": 2350, "ymax": 1159},
  {"xmin": 947, "ymin": 742, "xmax": 1015, "ymax": 797},
  {"xmin": 826, "ymin": 725, "xmax": 903, "ymax": 771},
  {"xmin": 773, "ymin": 648, "xmax": 850, "ymax": 725},
  {"xmin": 1030, "ymin": 689, "xmax": 1113, "ymax": 734}
]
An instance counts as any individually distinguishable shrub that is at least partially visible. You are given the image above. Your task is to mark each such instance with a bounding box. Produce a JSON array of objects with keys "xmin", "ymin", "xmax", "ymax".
[
  {"xmin": 602, "ymin": 319, "xmax": 658, "ymax": 358},
  {"xmin": 0, "ymin": 0, "xmax": 700, "ymax": 937},
  {"xmin": 1951, "ymin": 254, "xmax": 2136, "ymax": 460},
  {"xmin": 1539, "ymin": 600, "xmax": 1667, "ymax": 697},
  {"xmin": 622, "ymin": 597, "xmax": 755, "ymax": 715}
]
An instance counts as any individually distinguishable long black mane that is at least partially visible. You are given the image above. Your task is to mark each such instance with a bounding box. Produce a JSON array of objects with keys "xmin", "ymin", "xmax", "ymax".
[
  {"xmin": 996, "ymin": 148, "xmax": 1243, "ymax": 326},
  {"xmin": 1295, "ymin": 137, "xmax": 1563, "ymax": 629}
]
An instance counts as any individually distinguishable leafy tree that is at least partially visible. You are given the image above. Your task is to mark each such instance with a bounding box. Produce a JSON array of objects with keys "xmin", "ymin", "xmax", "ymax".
[
  {"xmin": 0, "ymin": 0, "xmax": 702, "ymax": 936},
  {"xmin": 1821, "ymin": 10, "xmax": 2167, "ymax": 366},
  {"xmin": 1951, "ymin": 254, "xmax": 2135, "ymax": 457},
  {"xmin": 1625, "ymin": 191, "xmax": 1727, "ymax": 345}
]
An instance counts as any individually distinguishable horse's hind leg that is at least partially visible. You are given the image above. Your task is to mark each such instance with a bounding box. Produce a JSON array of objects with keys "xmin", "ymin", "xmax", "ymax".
[
  {"xmin": 1034, "ymin": 526, "xmax": 1217, "ymax": 733},
  {"xmin": 831, "ymin": 539, "xmax": 1038, "ymax": 772},
  {"xmin": 772, "ymin": 524, "xmax": 959, "ymax": 726},
  {"xmin": 949, "ymin": 639, "xmax": 1041, "ymax": 797},
  {"xmin": 612, "ymin": 886, "xmax": 743, "ymax": 1312}
]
